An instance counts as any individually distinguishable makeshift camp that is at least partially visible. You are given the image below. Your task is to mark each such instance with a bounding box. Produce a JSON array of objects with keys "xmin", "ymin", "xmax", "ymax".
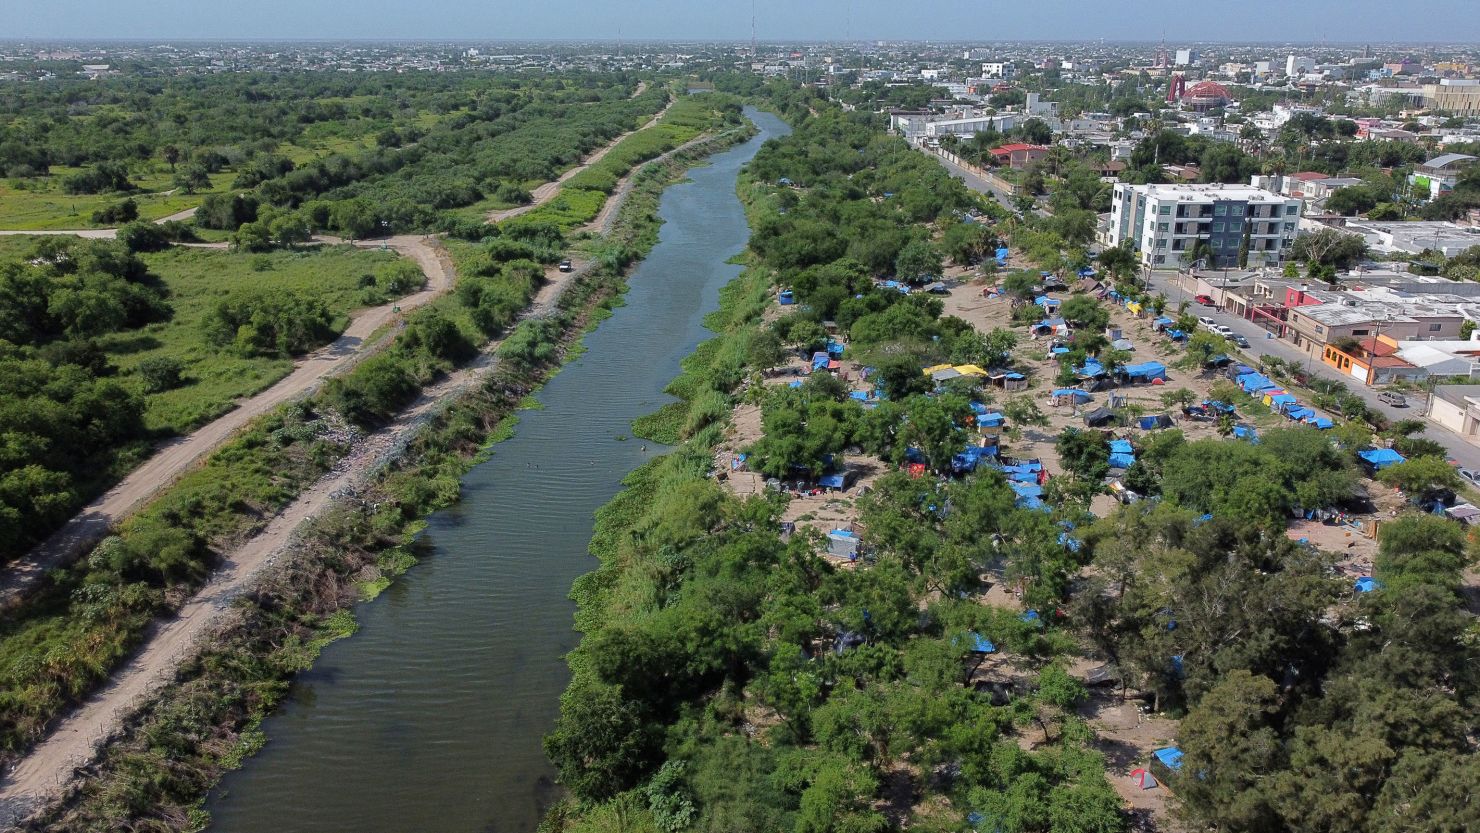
[
  {"xmin": 1084, "ymin": 407, "xmax": 1117, "ymax": 427},
  {"xmin": 1130, "ymin": 769, "xmax": 1158, "ymax": 790},
  {"xmin": 1233, "ymin": 425, "xmax": 1259, "ymax": 442},
  {"xmin": 1358, "ymin": 448, "xmax": 1406, "ymax": 470},
  {"xmin": 1139, "ymin": 414, "xmax": 1174, "ymax": 429},
  {"xmin": 1111, "ymin": 338, "xmax": 1135, "ymax": 352},
  {"xmin": 952, "ymin": 444, "xmax": 996, "ymax": 473},
  {"xmin": 1354, "ymin": 576, "xmax": 1382, "ymax": 593},
  {"xmin": 818, "ymin": 470, "xmax": 856, "ymax": 490},
  {"xmin": 811, "ymin": 352, "xmax": 831, "ymax": 371},
  {"xmin": 826, "ymin": 529, "xmax": 860, "ymax": 560},
  {"xmin": 988, "ymin": 370, "xmax": 1029, "ymax": 391}
]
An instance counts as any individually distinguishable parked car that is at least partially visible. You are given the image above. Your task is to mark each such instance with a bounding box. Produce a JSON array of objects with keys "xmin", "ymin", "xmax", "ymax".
[
  {"xmin": 1194, "ymin": 294, "xmax": 1215, "ymax": 306},
  {"xmin": 1230, "ymin": 333, "xmax": 1250, "ymax": 348},
  {"xmin": 1458, "ymin": 468, "xmax": 1480, "ymax": 486},
  {"xmin": 559, "ymin": 259, "xmax": 573, "ymax": 272},
  {"xmin": 1378, "ymin": 391, "xmax": 1408, "ymax": 408},
  {"xmin": 1211, "ymin": 324, "xmax": 1234, "ymax": 337},
  {"xmin": 1197, "ymin": 316, "xmax": 1217, "ymax": 328}
]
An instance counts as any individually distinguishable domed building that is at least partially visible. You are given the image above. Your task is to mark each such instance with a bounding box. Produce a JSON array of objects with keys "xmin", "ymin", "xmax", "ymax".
[{"xmin": 1181, "ymin": 80, "xmax": 1232, "ymax": 112}]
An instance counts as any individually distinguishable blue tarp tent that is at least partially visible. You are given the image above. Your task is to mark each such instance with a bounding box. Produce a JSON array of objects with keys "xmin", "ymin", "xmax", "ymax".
[
  {"xmin": 953, "ymin": 445, "xmax": 996, "ymax": 472},
  {"xmin": 1109, "ymin": 453, "xmax": 1136, "ymax": 468},
  {"xmin": 1309, "ymin": 417, "xmax": 1334, "ymax": 429},
  {"xmin": 1050, "ymin": 346, "xmax": 1071, "ymax": 355},
  {"xmin": 966, "ymin": 632, "xmax": 996, "ymax": 654},
  {"xmin": 1233, "ymin": 425, "xmax": 1259, "ymax": 442},
  {"xmin": 1021, "ymin": 609, "xmax": 1042, "ymax": 624},
  {"xmin": 1154, "ymin": 747, "xmax": 1184, "ymax": 772},
  {"xmin": 778, "ymin": 290, "xmax": 795, "ymax": 305},
  {"xmin": 1153, "ymin": 316, "xmax": 1174, "ymax": 328},
  {"xmin": 1286, "ymin": 407, "xmax": 1314, "ymax": 421},
  {"xmin": 995, "ymin": 247, "xmax": 1010, "ymax": 263},
  {"xmin": 1035, "ymin": 295, "xmax": 1058, "ymax": 307},
  {"xmin": 1122, "ymin": 361, "xmax": 1168, "ymax": 382},
  {"xmin": 1354, "ymin": 576, "xmax": 1382, "ymax": 593},
  {"xmin": 1359, "ymin": 448, "xmax": 1406, "ymax": 469},
  {"xmin": 1109, "ymin": 439, "xmax": 1134, "ymax": 455},
  {"xmin": 1237, "ymin": 372, "xmax": 1275, "ymax": 393},
  {"xmin": 826, "ymin": 339, "xmax": 846, "ymax": 357},
  {"xmin": 1052, "ymin": 388, "xmax": 1091, "ymax": 402},
  {"xmin": 849, "ymin": 390, "xmax": 873, "ymax": 402},
  {"xmin": 1076, "ymin": 360, "xmax": 1106, "ymax": 377},
  {"xmin": 1268, "ymin": 393, "xmax": 1297, "ymax": 409},
  {"xmin": 1058, "ymin": 531, "xmax": 1082, "ymax": 551},
  {"xmin": 819, "ymin": 473, "xmax": 849, "ymax": 489},
  {"xmin": 1139, "ymin": 414, "xmax": 1174, "ymax": 429},
  {"xmin": 978, "ymin": 412, "xmax": 1006, "ymax": 428},
  {"xmin": 812, "ymin": 352, "xmax": 830, "ymax": 371}
]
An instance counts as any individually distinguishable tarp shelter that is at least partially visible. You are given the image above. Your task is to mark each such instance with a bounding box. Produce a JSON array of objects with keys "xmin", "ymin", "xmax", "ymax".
[
  {"xmin": 1153, "ymin": 747, "xmax": 1184, "ymax": 773},
  {"xmin": 1121, "ymin": 361, "xmax": 1168, "ymax": 382},
  {"xmin": 1233, "ymin": 425, "xmax": 1259, "ymax": 442},
  {"xmin": 1076, "ymin": 360, "xmax": 1106, "ymax": 378},
  {"xmin": 778, "ymin": 290, "xmax": 795, "ymax": 305},
  {"xmin": 826, "ymin": 529, "xmax": 860, "ymax": 560},
  {"xmin": 1109, "ymin": 439, "xmax": 1135, "ymax": 455},
  {"xmin": 1445, "ymin": 502, "xmax": 1480, "ymax": 525},
  {"xmin": 1020, "ymin": 609, "xmax": 1042, "ymax": 624},
  {"xmin": 953, "ymin": 445, "xmax": 996, "ymax": 472},
  {"xmin": 1286, "ymin": 407, "xmax": 1315, "ymax": 421},
  {"xmin": 921, "ymin": 281, "xmax": 948, "ymax": 294},
  {"xmin": 826, "ymin": 339, "xmax": 846, "ymax": 357},
  {"xmin": 1354, "ymin": 576, "xmax": 1382, "ymax": 593},
  {"xmin": 849, "ymin": 390, "xmax": 874, "ymax": 403},
  {"xmin": 995, "ymin": 247, "xmax": 1010, "ymax": 264},
  {"xmin": 819, "ymin": 471, "xmax": 855, "ymax": 490},
  {"xmin": 990, "ymin": 370, "xmax": 1028, "ymax": 391},
  {"xmin": 1268, "ymin": 393, "xmax": 1297, "ymax": 409},
  {"xmin": 1052, "ymin": 388, "xmax": 1092, "ymax": 405},
  {"xmin": 1308, "ymin": 417, "xmax": 1334, "ymax": 429},
  {"xmin": 966, "ymin": 632, "xmax": 996, "ymax": 654},
  {"xmin": 788, "ymin": 379, "xmax": 804, "ymax": 389},
  {"xmin": 954, "ymin": 364, "xmax": 989, "ymax": 378},
  {"xmin": 1112, "ymin": 338, "xmax": 1135, "ymax": 351},
  {"xmin": 1108, "ymin": 453, "xmax": 1136, "ymax": 469},
  {"xmin": 1084, "ymin": 407, "xmax": 1117, "ymax": 427},
  {"xmin": 1153, "ymin": 316, "xmax": 1175, "ymax": 330},
  {"xmin": 812, "ymin": 352, "xmax": 831, "ymax": 371},
  {"xmin": 1130, "ymin": 769, "xmax": 1158, "ymax": 790},
  {"xmin": 931, "ymin": 367, "xmax": 963, "ymax": 382},
  {"xmin": 977, "ymin": 412, "xmax": 1006, "ymax": 428},
  {"xmin": 1359, "ymin": 448, "xmax": 1406, "ymax": 470},
  {"xmin": 1139, "ymin": 414, "xmax": 1174, "ymax": 429},
  {"xmin": 1204, "ymin": 400, "xmax": 1237, "ymax": 414},
  {"xmin": 1167, "ymin": 328, "xmax": 1187, "ymax": 341}
]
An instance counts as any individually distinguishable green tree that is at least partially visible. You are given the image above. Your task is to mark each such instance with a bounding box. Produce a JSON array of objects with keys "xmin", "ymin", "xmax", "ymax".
[{"xmin": 894, "ymin": 239, "xmax": 943, "ymax": 283}]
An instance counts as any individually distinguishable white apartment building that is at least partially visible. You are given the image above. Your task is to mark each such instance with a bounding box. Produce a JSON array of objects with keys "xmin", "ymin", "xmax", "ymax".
[
  {"xmin": 981, "ymin": 62, "xmax": 1016, "ymax": 79},
  {"xmin": 1286, "ymin": 55, "xmax": 1314, "ymax": 76},
  {"xmin": 1108, "ymin": 184, "xmax": 1302, "ymax": 268}
]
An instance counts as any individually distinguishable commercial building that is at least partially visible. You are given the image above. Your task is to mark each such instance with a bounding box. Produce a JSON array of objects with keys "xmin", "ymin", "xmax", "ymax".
[
  {"xmin": 981, "ymin": 62, "xmax": 1015, "ymax": 79},
  {"xmin": 1344, "ymin": 219, "xmax": 1480, "ymax": 257},
  {"xmin": 990, "ymin": 143, "xmax": 1049, "ymax": 170},
  {"xmin": 1426, "ymin": 385, "xmax": 1480, "ymax": 443},
  {"xmin": 1424, "ymin": 79, "xmax": 1480, "ymax": 114},
  {"xmin": 1407, "ymin": 153, "xmax": 1478, "ymax": 200},
  {"xmin": 1286, "ymin": 55, "xmax": 1314, "ymax": 77},
  {"xmin": 1108, "ymin": 183, "xmax": 1301, "ymax": 268},
  {"xmin": 1175, "ymin": 49, "xmax": 1198, "ymax": 67}
]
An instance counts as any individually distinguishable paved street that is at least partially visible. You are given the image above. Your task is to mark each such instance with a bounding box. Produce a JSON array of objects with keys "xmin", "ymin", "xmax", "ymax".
[
  {"xmin": 1142, "ymin": 269, "xmax": 1480, "ymax": 473},
  {"xmin": 922, "ymin": 147, "xmax": 1019, "ymax": 211}
]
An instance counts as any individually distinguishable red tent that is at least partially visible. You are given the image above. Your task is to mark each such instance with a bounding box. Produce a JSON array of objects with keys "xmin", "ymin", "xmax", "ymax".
[{"xmin": 1130, "ymin": 768, "xmax": 1158, "ymax": 790}]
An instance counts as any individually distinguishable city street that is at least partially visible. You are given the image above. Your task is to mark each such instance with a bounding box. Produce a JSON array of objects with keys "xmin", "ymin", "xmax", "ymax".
[
  {"xmin": 1142, "ymin": 268, "xmax": 1480, "ymax": 474},
  {"xmin": 919, "ymin": 146, "xmax": 1020, "ymax": 212}
]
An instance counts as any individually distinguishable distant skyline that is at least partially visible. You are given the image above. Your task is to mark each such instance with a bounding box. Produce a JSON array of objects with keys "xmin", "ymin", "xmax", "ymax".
[{"xmin": 10, "ymin": 0, "xmax": 1480, "ymax": 45}]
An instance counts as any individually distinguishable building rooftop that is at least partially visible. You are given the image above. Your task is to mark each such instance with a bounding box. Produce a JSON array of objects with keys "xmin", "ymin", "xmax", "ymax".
[
  {"xmin": 1431, "ymin": 384, "xmax": 1480, "ymax": 407},
  {"xmin": 1122, "ymin": 182, "xmax": 1294, "ymax": 202},
  {"xmin": 1420, "ymin": 153, "xmax": 1477, "ymax": 171}
]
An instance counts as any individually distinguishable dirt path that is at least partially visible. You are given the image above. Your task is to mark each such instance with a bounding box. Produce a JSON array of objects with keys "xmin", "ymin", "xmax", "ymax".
[
  {"xmin": 0, "ymin": 235, "xmax": 454, "ymax": 612},
  {"xmin": 0, "ymin": 251, "xmax": 599, "ymax": 828},
  {"xmin": 487, "ymin": 97, "xmax": 674, "ymax": 224}
]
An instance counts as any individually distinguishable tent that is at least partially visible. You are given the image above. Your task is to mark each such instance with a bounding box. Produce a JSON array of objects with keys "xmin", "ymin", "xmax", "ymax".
[
  {"xmin": 778, "ymin": 290, "xmax": 795, "ymax": 305},
  {"xmin": 1076, "ymin": 360, "xmax": 1106, "ymax": 378},
  {"xmin": 1152, "ymin": 316, "xmax": 1175, "ymax": 330},
  {"xmin": 1112, "ymin": 338, "xmax": 1135, "ymax": 352},
  {"xmin": 826, "ymin": 529, "xmax": 860, "ymax": 560},
  {"xmin": 921, "ymin": 281, "xmax": 948, "ymax": 294},
  {"xmin": 1130, "ymin": 769, "xmax": 1158, "ymax": 790},
  {"xmin": 818, "ymin": 471, "xmax": 855, "ymax": 490},
  {"xmin": 811, "ymin": 352, "xmax": 831, "ymax": 371},
  {"xmin": 1121, "ymin": 361, "xmax": 1168, "ymax": 382},
  {"xmin": 963, "ymin": 631, "xmax": 996, "ymax": 654},
  {"xmin": 1109, "ymin": 453, "xmax": 1136, "ymax": 469},
  {"xmin": 1358, "ymin": 448, "xmax": 1406, "ymax": 470},
  {"xmin": 1084, "ymin": 407, "xmax": 1117, "ymax": 427},
  {"xmin": 1286, "ymin": 406, "xmax": 1315, "ymax": 421},
  {"xmin": 1153, "ymin": 747, "xmax": 1184, "ymax": 773},
  {"xmin": 1233, "ymin": 425, "xmax": 1259, "ymax": 442},
  {"xmin": 1308, "ymin": 417, "xmax": 1335, "ymax": 429},
  {"xmin": 1354, "ymin": 576, "xmax": 1382, "ymax": 593},
  {"xmin": 826, "ymin": 339, "xmax": 846, "ymax": 357},
  {"xmin": 1139, "ymin": 414, "xmax": 1174, "ymax": 430},
  {"xmin": 1109, "ymin": 439, "xmax": 1135, "ymax": 455},
  {"xmin": 1052, "ymin": 388, "xmax": 1092, "ymax": 404},
  {"xmin": 1268, "ymin": 393, "xmax": 1297, "ymax": 409},
  {"xmin": 977, "ymin": 412, "xmax": 1006, "ymax": 428}
]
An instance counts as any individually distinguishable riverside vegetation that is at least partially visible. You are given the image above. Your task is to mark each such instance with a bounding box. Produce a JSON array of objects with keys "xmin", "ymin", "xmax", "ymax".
[
  {"xmin": 542, "ymin": 90, "xmax": 1479, "ymax": 833},
  {"xmin": 8, "ymin": 97, "xmax": 755, "ymax": 831}
]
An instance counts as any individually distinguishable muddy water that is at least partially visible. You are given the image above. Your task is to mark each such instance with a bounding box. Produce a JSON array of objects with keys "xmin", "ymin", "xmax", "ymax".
[{"xmin": 205, "ymin": 108, "xmax": 789, "ymax": 833}]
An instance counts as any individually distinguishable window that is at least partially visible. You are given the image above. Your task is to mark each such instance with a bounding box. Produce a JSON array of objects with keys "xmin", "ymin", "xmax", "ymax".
[
  {"xmin": 1284, "ymin": 222, "xmax": 1295, "ymax": 232},
  {"xmin": 1211, "ymin": 239, "xmax": 1224, "ymax": 249},
  {"xmin": 1430, "ymin": 323, "xmax": 1443, "ymax": 332},
  {"xmin": 1214, "ymin": 204, "xmax": 1228, "ymax": 216},
  {"xmin": 1231, "ymin": 205, "xmax": 1245, "ymax": 216},
  {"xmin": 1157, "ymin": 222, "xmax": 1169, "ymax": 232},
  {"xmin": 1155, "ymin": 239, "xmax": 1167, "ymax": 248},
  {"xmin": 1212, "ymin": 222, "xmax": 1225, "ymax": 233},
  {"xmin": 1285, "ymin": 205, "xmax": 1298, "ymax": 215},
  {"xmin": 1158, "ymin": 205, "xmax": 1171, "ymax": 215},
  {"xmin": 1154, "ymin": 255, "xmax": 1166, "ymax": 264}
]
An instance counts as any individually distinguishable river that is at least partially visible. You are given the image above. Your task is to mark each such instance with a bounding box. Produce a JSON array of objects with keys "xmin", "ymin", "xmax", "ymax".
[{"xmin": 205, "ymin": 107, "xmax": 789, "ymax": 833}]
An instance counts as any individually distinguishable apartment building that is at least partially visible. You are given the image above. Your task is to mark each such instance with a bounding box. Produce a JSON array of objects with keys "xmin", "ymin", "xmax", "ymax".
[
  {"xmin": 1424, "ymin": 79, "xmax": 1480, "ymax": 114},
  {"xmin": 1108, "ymin": 183, "xmax": 1302, "ymax": 268}
]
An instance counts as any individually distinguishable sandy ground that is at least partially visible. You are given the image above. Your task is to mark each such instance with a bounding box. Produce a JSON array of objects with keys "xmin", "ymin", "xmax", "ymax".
[{"xmin": 0, "ymin": 228, "xmax": 607, "ymax": 829}]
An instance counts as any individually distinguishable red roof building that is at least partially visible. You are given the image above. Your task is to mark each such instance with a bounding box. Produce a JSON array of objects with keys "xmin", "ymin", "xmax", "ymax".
[{"xmin": 990, "ymin": 143, "xmax": 1050, "ymax": 170}]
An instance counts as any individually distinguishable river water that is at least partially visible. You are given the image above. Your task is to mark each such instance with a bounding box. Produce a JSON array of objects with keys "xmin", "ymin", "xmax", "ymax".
[{"xmin": 205, "ymin": 107, "xmax": 789, "ymax": 833}]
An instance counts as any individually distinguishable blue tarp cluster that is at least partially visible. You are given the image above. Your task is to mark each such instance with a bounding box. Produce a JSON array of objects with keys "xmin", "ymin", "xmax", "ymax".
[
  {"xmin": 952, "ymin": 445, "xmax": 997, "ymax": 473},
  {"xmin": 1359, "ymin": 448, "xmax": 1406, "ymax": 469},
  {"xmin": 1121, "ymin": 361, "xmax": 1168, "ymax": 382},
  {"xmin": 877, "ymin": 280, "xmax": 911, "ymax": 295}
]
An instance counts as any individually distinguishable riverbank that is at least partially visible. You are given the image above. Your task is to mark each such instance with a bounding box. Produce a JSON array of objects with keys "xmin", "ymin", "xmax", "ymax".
[{"xmin": 13, "ymin": 118, "xmax": 760, "ymax": 833}]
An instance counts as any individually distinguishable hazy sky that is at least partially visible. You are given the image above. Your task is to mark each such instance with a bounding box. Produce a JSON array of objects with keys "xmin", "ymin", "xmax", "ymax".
[{"xmin": 9, "ymin": 0, "xmax": 1479, "ymax": 43}]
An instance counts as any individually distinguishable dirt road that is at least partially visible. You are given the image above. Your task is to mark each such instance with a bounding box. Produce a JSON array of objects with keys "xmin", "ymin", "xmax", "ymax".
[
  {"xmin": 0, "ymin": 253, "xmax": 598, "ymax": 829},
  {"xmin": 0, "ymin": 235, "xmax": 454, "ymax": 611},
  {"xmin": 487, "ymin": 97, "xmax": 674, "ymax": 224}
]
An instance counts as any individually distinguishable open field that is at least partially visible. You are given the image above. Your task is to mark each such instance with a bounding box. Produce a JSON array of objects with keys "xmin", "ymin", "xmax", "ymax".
[{"xmin": 0, "ymin": 170, "xmax": 234, "ymax": 230}]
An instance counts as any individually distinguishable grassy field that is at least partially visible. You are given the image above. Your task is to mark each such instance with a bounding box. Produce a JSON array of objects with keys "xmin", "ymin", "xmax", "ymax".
[
  {"xmin": 104, "ymin": 245, "xmax": 413, "ymax": 434},
  {"xmin": 0, "ymin": 169, "xmax": 234, "ymax": 230}
]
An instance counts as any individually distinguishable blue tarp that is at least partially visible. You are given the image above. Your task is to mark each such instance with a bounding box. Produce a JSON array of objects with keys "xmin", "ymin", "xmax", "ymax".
[
  {"xmin": 1078, "ymin": 267, "xmax": 1096, "ymax": 277},
  {"xmin": 1010, "ymin": 482, "xmax": 1044, "ymax": 499},
  {"xmin": 1286, "ymin": 407, "xmax": 1314, "ymax": 421},
  {"xmin": 1050, "ymin": 346, "xmax": 1071, "ymax": 355},
  {"xmin": 849, "ymin": 390, "xmax": 873, "ymax": 402},
  {"xmin": 1021, "ymin": 609, "xmax": 1042, "ymax": 624},
  {"xmin": 1269, "ymin": 393, "xmax": 1297, "ymax": 408},
  {"xmin": 1204, "ymin": 399, "xmax": 1237, "ymax": 414},
  {"xmin": 995, "ymin": 247, "xmax": 1010, "ymax": 262},
  {"xmin": 1004, "ymin": 372, "xmax": 1025, "ymax": 379},
  {"xmin": 967, "ymin": 632, "xmax": 996, "ymax": 653},
  {"xmin": 1167, "ymin": 328, "xmax": 1187, "ymax": 340},
  {"xmin": 1058, "ymin": 532, "xmax": 1082, "ymax": 551},
  {"xmin": 1052, "ymin": 388, "xmax": 1091, "ymax": 402},
  {"xmin": 826, "ymin": 339, "xmax": 846, "ymax": 357},
  {"xmin": 1359, "ymin": 448, "xmax": 1406, "ymax": 469},
  {"xmin": 1154, "ymin": 316, "xmax": 1174, "ymax": 327},
  {"xmin": 788, "ymin": 379, "xmax": 804, "ymax": 388},
  {"xmin": 1035, "ymin": 295, "xmax": 1059, "ymax": 307},
  {"xmin": 1310, "ymin": 417, "xmax": 1334, "ymax": 429},
  {"xmin": 978, "ymin": 413, "xmax": 1006, "ymax": 427},
  {"xmin": 1355, "ymin": 576, "xmax": 1382, "ymax": 593},
  {"xmin": 1122, "ymin": 361, "xmax": 1168, "ymax": 381},
  {"xmin": 1237, "ymin": 372, "xmax": 1275, "ymax": 392},
  {"xmin": 1109, "ymin": 439, "xmax": 1134, "ymax": 455},
  {"xmin": 1154, "ymin": 747, "xmax": 1184, "ymax": 772},
  {"xmin": 1108, "ymin": 453, "xmax": 1136, "ymax": 468},
  {"xmin": 1076, "ymin": 360, "xmax": 1106, "ymax": 377},
  {"xmin": 1233, "ymin": 425, "xmax": 1258, "ymax": 442},
  {"xmin": 778, "ymin": 290, "xmax": 795, "ymax": 305},
  {"xmin": 953, "ymin": 445, "xmax": 996, "ymax": 472},
  {"xmin": 819, "ymin": 473, "xmax": 848, "ymax": 489},
  {"xmin": 812, "ymin": 352, "xmax": 830, "ymax": 370}
]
